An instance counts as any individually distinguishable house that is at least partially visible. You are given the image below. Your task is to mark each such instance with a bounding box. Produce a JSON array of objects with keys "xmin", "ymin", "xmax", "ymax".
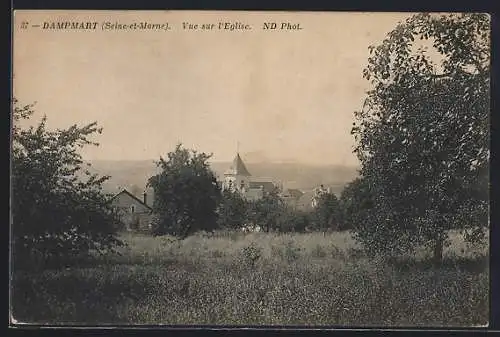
[
  {"xmin": 312, "ymin": 184, "xmax": 331, "ymax": 208},
  {"xmin": 296, "ymin": 191, "xmax": 315, "ymax": 211},
  {"xmin": 282, "ymin": 188, "xmax": 305, "ymax": 208},
  {"xmin": 110, "ymin": 189, "xmax": 153, "ymax": 232},
  {"xmin": 285, "ymin": 188, "xmax": 304, "ymax": 199},
  {"xmin": 221, "ymin": 152, "xmax": 281, "ymax": 200}
]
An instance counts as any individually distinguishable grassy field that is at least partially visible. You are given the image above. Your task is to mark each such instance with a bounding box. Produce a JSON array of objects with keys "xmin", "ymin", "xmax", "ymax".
[{"xmin": 11, "ymin": 230, "xmax": 489, "ymax": 326}]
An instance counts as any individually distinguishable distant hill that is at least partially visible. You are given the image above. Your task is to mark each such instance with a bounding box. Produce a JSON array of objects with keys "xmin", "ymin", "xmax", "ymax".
[
  {"xmin": 82, "ymin": 160, "xmax": 159, "ymax": 195},
  {"xmin": 85, "ymin": 159, "xmax": 359, "ymax": 196}
]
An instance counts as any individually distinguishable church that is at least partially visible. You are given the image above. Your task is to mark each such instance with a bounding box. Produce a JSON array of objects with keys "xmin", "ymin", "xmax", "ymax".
[{"xmin": 221, "ymin": 152, "xmax": 280, "ymax": 201}]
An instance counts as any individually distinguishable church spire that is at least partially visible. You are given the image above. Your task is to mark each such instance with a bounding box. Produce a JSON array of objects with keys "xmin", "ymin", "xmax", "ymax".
[
  {"xmin": 223, "ymin": 141, "xmax": 251, "ymax": 177},
  {"xmin": 232, "ymin": 153, "xmax": 251, "ymax": 176},
  {"xmin": 224, "ymin": 151, "xmax": 251, "ymax": 177}
]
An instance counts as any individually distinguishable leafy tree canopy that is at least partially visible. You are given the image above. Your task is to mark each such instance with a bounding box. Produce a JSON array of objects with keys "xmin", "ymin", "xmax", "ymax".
[
  {"xmin": 247, "ymin": 187, "xmax": 287, "ymax": 233},
  {"xmin": 351, "ymin": 13, "xmax": 489, "ymax": 261},
  {"xmin": 217, "ymin": 189, "xmax": 250, "ymax": 230},
  {"xmin": 147, "ymin": 144, "xmax": 221, "ymax": 238},
  {"xmin": 312, "ymin": 192, "xmax": 342, "ymax": 231},
  {"xmin": 12, "ymin": 99, "xmax": 123, "ymax": 268}
]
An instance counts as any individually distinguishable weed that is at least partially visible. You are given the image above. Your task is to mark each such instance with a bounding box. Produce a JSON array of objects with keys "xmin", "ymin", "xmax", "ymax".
[
  {"xmin": 311, "ymin": 244, "xmax": 327, "ymax": 258},
  {"xmin": 240, "ymin": 243, "xmax": 262, "ymax": 268},
  {"xmin": 10, "ymin": 230, "xmax": 489, "ymax": 326},
  {"xmin": 283, "ymin": 241, "xmax": 302, "ymax": 262}
]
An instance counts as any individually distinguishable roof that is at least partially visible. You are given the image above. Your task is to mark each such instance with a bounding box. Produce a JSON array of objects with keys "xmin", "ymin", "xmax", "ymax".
[
  {"xmin": 282, "ymin": 188, "xmax": 304, "ymax": 199},
  {"xmin": 243, "ymin": 188, "xmax": 264, "ymax": 201},
  {"xmin": 224, "ymin": 153, "xmax": 251, "ymax": 177},
  {"xmin": 110, "ymin": 189, "xmax": 153, "ymax": 211},
  {"xmin": 249, "ymin": 181, "xmax": 276, "ymax": 193},
  {"xmin": 296, "ymin": 191, "xmax": 315, "ymax": 211},
  {"xmin": 249, "ymin": 176, "xmax": 274, "ymax": 182}
]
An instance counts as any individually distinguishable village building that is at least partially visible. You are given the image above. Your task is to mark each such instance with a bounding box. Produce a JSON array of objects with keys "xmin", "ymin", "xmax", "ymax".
[
  {"xmin": 110, "ymin": 189, "xmax": 153, "ymax": 232},
  {"xmin": 311, "ymin": 184, "xmax": 331, "ymax": 208},
  {"xmin": 296, "ymin": 191, "xmax": 315, "ymax": 211},
  {"xmin": 221, "ymin": 152, "xmax": 281, "ymax": 201},
  {"xmin": 294, "ymin": 185, "xmax": 335, "ymax": 210},
  {"xmin": 282, "ymin": 188, "xmax": 305, "ymax": 209},
  {"xmin": 110, "ymin": 152, "xmax": 333, "ymax": 233}
]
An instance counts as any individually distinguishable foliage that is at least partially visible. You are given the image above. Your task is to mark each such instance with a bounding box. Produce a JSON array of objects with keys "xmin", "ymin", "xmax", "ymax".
[
  {"xmin": 11, "ymin": 231, "xmax": 488, "ymax": 326},
  {"xmin": 246, "ymin": 187, "xmax": 287, "ymax": 233},
  {"xmin": 338, "ymin": 177, "xmax": 375, "ymax": 231},
  {"xmin": 216, "ymin": 189, "xmax": 250, "ymax": 230},
  {"xmin": 239, "ymin": 243, "xmax": 262, "ymax": 268},
  {"xmin": 11, "ymin": 99, "xmax": 123, "ymax": 268},
  {"xmin": 282, "ymin": 241, "xmax": 303, "ymax": 262},
  {"xmin": 311, "ymin": 244, "xmax": 327, "ymax": 258},
  {"xmin": 279, "ymin": 209, "xmax": 312, "ymax": 233},
  {"xmin": 147, "ymin": 144, "xmax": 221, "ymax": 238},
  {"xmin": 351, "ymin": 13, "xmax": 490, "ymax": 261},
  {"xmin": 311, "ymin": 192, "xmax": 342, "ymax": 231}
]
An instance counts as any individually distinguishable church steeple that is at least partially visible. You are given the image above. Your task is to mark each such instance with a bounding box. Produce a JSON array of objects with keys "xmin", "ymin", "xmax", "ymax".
[
  {"xmin": 223, "ymin": 150, "xmax": 251, "ymax": 193},
  {"xmin": 224, "ymin": 153, "xmax": 251, "ymax": 177},
  {"xmin": 224, "ymin": 142, "xmax": 251, "ymax": 177},
  {"xmin": 232, "ymin": 153, "xmax": 251, "ymax": 177}
]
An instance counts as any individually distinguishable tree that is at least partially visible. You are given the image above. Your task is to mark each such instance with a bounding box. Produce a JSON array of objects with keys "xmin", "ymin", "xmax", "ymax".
[
  {"xmin": 147, "ymin": 144, "xmax": 221, "ymax": 238},
  {"xmin": 351, "ymin": 13, "xmax": 490, "ymax": 263},
  {"xmin": 279, "ymin": 208, "xmax": 311, "ymax": 233},
  {"xmin": 11, "ymin": 99, "xmax": 123, "ymax": 268},
  {"xmin": 247, "ymin": 187, "xmax": 287, "ymax": 233},
  {"xmin": 312, "ymin": 192, "xmax": 341, "ymax": 232},
  {"xmin": 217, "ymin": 189, "xmax": 250, "ymax": 230},
  {"xmin": 338, "ymin": 177, "xmax": 375, "ymax": 232}
]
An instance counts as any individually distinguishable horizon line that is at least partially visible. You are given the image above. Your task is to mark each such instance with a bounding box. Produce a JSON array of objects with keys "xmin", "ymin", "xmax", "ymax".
[{"xmin": 82, "ymin": 158, "xmax": 360, "ymax": 167}]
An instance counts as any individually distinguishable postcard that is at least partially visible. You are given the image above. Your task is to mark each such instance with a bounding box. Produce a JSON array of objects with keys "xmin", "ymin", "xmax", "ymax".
[{"xmin": 11, "ymin": 10, "xmax": 490, "ymax": 327}]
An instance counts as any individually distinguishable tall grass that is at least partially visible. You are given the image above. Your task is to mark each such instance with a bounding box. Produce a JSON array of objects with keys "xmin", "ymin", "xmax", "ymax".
[{"xmin": 11, "ymin": 231, "xmax": 488, "ymax": 326}]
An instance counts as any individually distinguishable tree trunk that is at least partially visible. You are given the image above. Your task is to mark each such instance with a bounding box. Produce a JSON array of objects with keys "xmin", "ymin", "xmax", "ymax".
[{"xmin": 432, "ymin": 237, "xmax": 444, "ymax": 266}]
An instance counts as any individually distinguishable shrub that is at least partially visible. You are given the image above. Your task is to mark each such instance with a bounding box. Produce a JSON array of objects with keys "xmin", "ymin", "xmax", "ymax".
[
  {"xmin": 11, "ymin": 100, "xmax": 123, "ymax": 269},
  {"xmin": 311, "ymin": 192, "xmax": 341, "ymax": 231},
  {"xmin": 240, "ymin": 243, "xmax": 262, "ymax": 268},
  {"xmin": 331, "ymin": 245, "xmax": 346, "ymax": 259},
  {"xmin": 311, "ymin": 244, "xmax": 327, "ymax": 258},
  {"xmin": 345, "ymin": 247, "xmax": 364, "ymax": 259},
  {"xmin": 281, "ymin": 210, "xmax": 311, "ymax": 233},
  {"xmin": 11, "ymin": 232, "xmax": 489, "ymax": 326},
  {"xmin": 210, "ymin": 250, "xmax": 225, "ymax": 258},
  {"xmin": 283, "ymin": 241, "xmax": 302, "ymax": 262},
  {"xmin": 217, "ymin": 190, "xmax": 250, "ymax": 230}
]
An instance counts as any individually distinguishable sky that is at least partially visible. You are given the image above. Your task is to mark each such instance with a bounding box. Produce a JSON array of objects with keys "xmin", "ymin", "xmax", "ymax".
[{"xmin": 13, "ymin": 11, "xmax": 413, "ymax": 166}]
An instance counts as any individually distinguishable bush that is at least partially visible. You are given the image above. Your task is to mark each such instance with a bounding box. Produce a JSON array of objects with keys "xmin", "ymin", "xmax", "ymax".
[
  {"xmin": 247, "ymin": 188, "xmax": 287, "ymax": 233},
  {"xmin": 11, "ymin": 100, "xmax": 123, "ymax": 269},
  {"xmin": 217, "ymin": 190, "xmax": 250, "ymax": 230},
  {"xmin": 311, "ymin": 244, "xmax": 327, "ymax": 258},
  {"xmin": 283, "ymin": 241, "xmax": 302, "ymax": 262},
  {"xmin": 10, "ymin": 232, "xmax": 489, "ymax": 325},
  {"xmin": 240, "ymin": 243, "xmax": 262, "ymax": 268},
  {"xmin": 277, "ymin": 209, "xmax": 311, "ymax": 233},
  {"xmin": 311, "ymin": 193, "xmax": 341, "ymax": 231}
]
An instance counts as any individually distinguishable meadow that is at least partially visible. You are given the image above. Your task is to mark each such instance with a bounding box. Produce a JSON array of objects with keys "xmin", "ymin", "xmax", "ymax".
[{"xmin": 11, "ymin": 230, "xmax": 489, "ymax": 327}]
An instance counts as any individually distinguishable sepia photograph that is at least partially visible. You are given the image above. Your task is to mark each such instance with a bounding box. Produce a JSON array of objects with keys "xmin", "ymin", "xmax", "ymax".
[{"xmin": 10, "ymin": 10, "xmax": 490, "ymax": 327}]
